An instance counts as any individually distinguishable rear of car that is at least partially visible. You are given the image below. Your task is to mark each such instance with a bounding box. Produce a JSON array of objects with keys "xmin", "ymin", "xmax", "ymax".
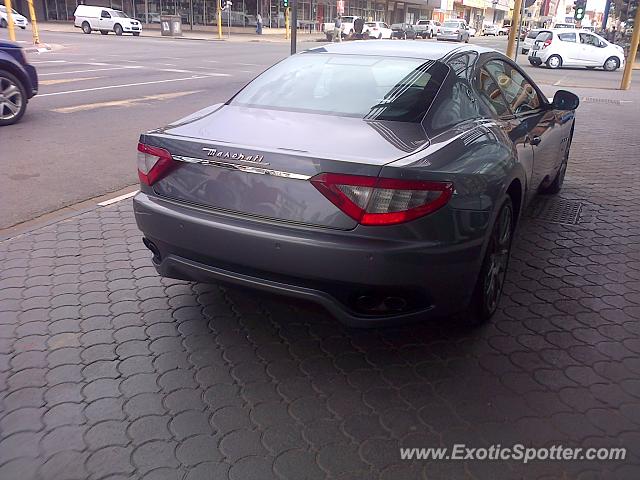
[
  {"xmin": 0, "ymin": 40, "xmax": 38, "ymax": 125},
  {"xmin": 133, "ymin": 50, "xmax": 486, "ymax": 325},
  {"xmin": 437, "ymin": 20, "xmax": 468, "ymax": 42},
  {"xmin": 482, "ymin": 24, "xmax": 498, "ymax": 36},
  {"xmin": 522, "ymin": 29, "xmax": 550, "ymax": 54},
  {"xmin": 365, "ymin": 21, "xmax": 391, "ymax": 39}
]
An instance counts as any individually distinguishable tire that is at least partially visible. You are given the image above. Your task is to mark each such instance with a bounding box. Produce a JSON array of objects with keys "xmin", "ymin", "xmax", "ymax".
[
  {"xmin": 100, "ymin": 30, "xmax": 109, "ymax": 35},
  {"xmin": 82, "ymin": 21, "xmax": 92, "ymax": 34},
  {"xmin": 133, "ymin": 32, "xmax": 140, "ymax": 36},
  {"xmin": 0, "ymin": 19, "xmax": 7, "ymax": 28},
  {"xmin": 114, "ymin": 24, "xmax": 123, "ymax": 36},
  {"xmin": 378, "ymin": 33, "xmax": 382, "ymax": 39},
  {"xmin": 20, "ymin": 26, "xmax": 26, "ymax": 29},
  {"xmin": 428, "ymin": 30, "xmax": 432, "ymax": 39},
  {"xmin": 464, "ymin": 196, "xmax": 514, "ymax": 326},
  {"xmin": 529, "ymin": 59, "xmax": 536, "ymax": 65},
  {"xmin": 402, "ymin": 33, "xmax": 407, "ymax": 40},
  {"xmin": 603, "ymin": 56, "xmax": 619, "ymax": 71},
  {"xmin": 546, "ymin": 54, "xmax": 562, "ymax": 69},
  {"xmin": 0, "ymin": 70, "xmax": 27, "ymax": 126},
  {"xmin": 541, "ymin": 125, "xmax": 573, "ymax": 194}
]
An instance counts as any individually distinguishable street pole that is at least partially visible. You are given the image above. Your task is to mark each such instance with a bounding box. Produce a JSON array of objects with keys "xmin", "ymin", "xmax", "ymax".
[
  {"xmin": 290, "ymin": 0, "xmax": 297, "ymax": 54},
  {"xmin": 26, "ymin": 0, "xmax": 40, "ymax": 44},
  {"xmin": 4, "ymin": 0, "xmax": 16, "ymax": 42},
  {"xmin": 506, "ymin": 0, "xmax": 523, "ymax": 60},
  {"xmin": 217, "ymin": 0, "xmax": 223, "ymax": 39},
  {"xmin": 285, "ymin": 6, "xmax": 289, "ymax": 40},
  {"xmin": 620, "ymin": 4, "xmax": 640, "ymax": 90},
  {"xmin": 514, "ymin": 0, "xmax": 525, "ymax": 62},
  {"xmin": 602, "ymin": 0, "xmax": 611, "ymax": 30}
]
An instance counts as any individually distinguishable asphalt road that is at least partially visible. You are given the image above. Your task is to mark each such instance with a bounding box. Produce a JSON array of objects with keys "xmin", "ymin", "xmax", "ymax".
[{"xmin": 0, "ymin": 29, "xmax": 632, "ymax": 229}]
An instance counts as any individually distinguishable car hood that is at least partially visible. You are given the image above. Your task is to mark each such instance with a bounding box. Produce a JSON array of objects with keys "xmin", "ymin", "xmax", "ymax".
[{"xmin": 162, "ymin": 104, "xmax": 430, "ymax": 165}]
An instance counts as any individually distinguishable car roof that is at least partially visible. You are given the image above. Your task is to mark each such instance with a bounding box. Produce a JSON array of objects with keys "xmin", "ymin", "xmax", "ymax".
[
  {"xmin": 548, "ymin": 28, "xmax": 598, "ymax": 33},
  {"xmin": 313, "ymin": 41, "xmax": 494, "ymax": 61}
]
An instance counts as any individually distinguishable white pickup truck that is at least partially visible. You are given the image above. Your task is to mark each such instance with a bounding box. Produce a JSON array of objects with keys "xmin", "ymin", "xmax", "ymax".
[{"xmin": 323, "ymin": 16, "xmax": 361, "ymax": 41}]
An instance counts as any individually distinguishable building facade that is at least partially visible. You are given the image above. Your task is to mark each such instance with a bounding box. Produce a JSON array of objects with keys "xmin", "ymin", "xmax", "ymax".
[{"xmin": 16, "ymin": 0, "xmax": 512, "ymax": 30}]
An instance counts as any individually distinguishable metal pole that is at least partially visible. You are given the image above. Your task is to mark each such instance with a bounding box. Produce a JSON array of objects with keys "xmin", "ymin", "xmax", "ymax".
[
  {"xmin": 217, "ymin": 0, "xmax": 223, "ymax": 38},
  {"xmin": 505, "ymin": 0, "xmax": 523, "ymax": 60},
  {"xmin": 290, "ymin": 0, "xmax": 297, "ymax": 54},
  {"xmin": 26, "ymin": 0, "xmax": 40, "ymax": 44},
  {"xmin": 515, "ymin": 0, "xmax": 525, "ymax": 61},
  {"xmin": 620, "ymin": 3, "xmax": 640, "ymax": 90},
  {"xmin": 5, "ymin": 0, "xmax": 17, "ymax": 41},
  {"xmin": 602, "ymin": 0, "xmax": 611, "ymax": 30},
  {"xmin": 285, "ymin": 6, "xmax": 289, "ymax": 39}
]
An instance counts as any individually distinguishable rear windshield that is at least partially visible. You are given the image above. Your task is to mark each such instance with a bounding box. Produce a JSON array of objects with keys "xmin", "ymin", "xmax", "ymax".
[
  {"xmin": 536, "ymin": 31, "xmax": 552, "ymax": 42},
  {"xmin": 527, "ymin": 30, "xmax": 540, "ymax": 38},
  {"xmin": 443, "ymin": 21, "xmax": 462, "ymax": 28},
  {"xmin": 391, "ymin": 24, "xmax": 404, "ymax": 29},
  {"xmin": 231, "ymin": 53, "xmax": 449, "ymax": 123}
]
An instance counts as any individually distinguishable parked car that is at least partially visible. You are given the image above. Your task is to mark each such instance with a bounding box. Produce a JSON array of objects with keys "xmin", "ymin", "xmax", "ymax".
[
  {"xmin": 468, "ymin": 26, "xmax": 477, "ymax": 37},
  {"xmin": 73, "ymin": 5, "xmax": 142, "ymax": 36},
  {"xmin": 437, "ymin": 20, "xmax": 470, "ymax": 42},
  {"xmin": 482, "ymin": 24, "xmax": 498, "ymax": 36},
  {"xmin": 553, "ymin": 23, "xmax": 574, "ymax": 29},
  {"xmin": 414, "ymin": 19, "xmax": 440, "ymax": 39},
  {"xmin": 133, "ymin": 41, "xmax": 578, "ymax": 327},
  {"xmin": 499, "ymin": 23, "xmax": 510, "ymax": 35},
  {"xmin": 0, "ymin": 40, "xmax": 37, "ymax": 126},
  {"xmin": 522, "ymin": 28, "xmax": 551, "ymax": 54},
  {"xmin": 528, "ymin": 29, "xmax": 625, "ymax": 71},
  {"xmin": 391, "ymin": 23, "xmax": 417, "ymax": 39},
  {"xmin": 0, "ymin": 5, "xmax": 28, "ymax": 29},
  {"xmin": 364, "ymin": 21, "xmax": 392, "ymax": 39}
]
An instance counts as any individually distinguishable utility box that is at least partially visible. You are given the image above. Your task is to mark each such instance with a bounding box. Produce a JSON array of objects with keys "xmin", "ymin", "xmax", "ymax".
[{"xmin": 160, "ymin": 15, "xmax": 182, "ymax": 36}]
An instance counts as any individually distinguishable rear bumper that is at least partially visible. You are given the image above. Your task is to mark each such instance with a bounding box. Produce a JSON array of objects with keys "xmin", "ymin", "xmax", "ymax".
[
  {"xmin": 528, "ymin": 55, "xmax": 543, "ymax": 66},
  {"xmin": 437, "ymin": 34, "xmax": 461, "ymax": 41},
  {"xmin": 133, "ymin": 192, "xmax": 485, "ymax": 327}
]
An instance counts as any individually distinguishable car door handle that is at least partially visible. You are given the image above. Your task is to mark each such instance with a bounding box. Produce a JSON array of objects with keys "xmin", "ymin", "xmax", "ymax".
[{"xmin": 527, "ymin": 135, "xmax": 542, "ymax": 146}]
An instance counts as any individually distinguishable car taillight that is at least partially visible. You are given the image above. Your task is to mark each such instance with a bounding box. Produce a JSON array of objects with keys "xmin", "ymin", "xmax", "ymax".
[
  {"xmin": 543, "ymin": 38, "xmax": 552, "ymax": 48},
  {"xmin": 137, "ymin": 142, "xmax": 178, "ymax": 186},
  {"xmin": 311, "ymin": 173, "xmax": 453, "ymax": 226}
]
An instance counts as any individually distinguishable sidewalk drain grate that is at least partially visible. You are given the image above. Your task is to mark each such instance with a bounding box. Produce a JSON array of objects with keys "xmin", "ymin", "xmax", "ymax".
[
  {"xmin": 581, "ymin": 97, "xmax": 626, "ymax": 105},
  {"xmin": 527, "ymin": 198, "xmax": 582, "ymax": 225}
]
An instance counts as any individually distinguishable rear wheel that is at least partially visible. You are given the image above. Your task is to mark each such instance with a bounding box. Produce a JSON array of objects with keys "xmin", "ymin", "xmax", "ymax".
[
  {"xmin": 603, "ymin": 56, "xmax": 619, "ymax": 71},
  {"xmin": 428, "ymin": 30, "xmax": 432, "ymax": 39},
  {"xmin": 0, "ymin": 70, "xmax": 27, "ymax": 126},
  {"xmin": 0, "ymin": 19, "xmax": 7, "ymax": 28},
  {"xmin": 546, "ymin": 54, "xmax": 562, "ymax": 69},
  {"xmin": 464, "ymin": 196, "xmax": 514, "ymax": 326},
  {"xmin": 114, "ymin": 24, "xmax": 123, "ymax": 36},
  {"xmin": 82, "ymin": 21, "xmax": 92, "ymax": 34}
]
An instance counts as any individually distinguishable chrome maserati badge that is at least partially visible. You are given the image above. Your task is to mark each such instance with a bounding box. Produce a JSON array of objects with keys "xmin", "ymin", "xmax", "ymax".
[{"xmin": 202, "ymin": 148, "xmax": 268, "ymax": 165}]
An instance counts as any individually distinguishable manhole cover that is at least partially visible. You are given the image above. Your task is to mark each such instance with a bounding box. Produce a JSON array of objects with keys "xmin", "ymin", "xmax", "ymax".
[{"xmin": 527, "ymin": 198, "xmax": 582, "ymax": 225}]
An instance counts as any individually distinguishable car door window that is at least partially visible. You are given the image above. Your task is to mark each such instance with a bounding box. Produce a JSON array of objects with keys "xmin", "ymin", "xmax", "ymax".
[
  {"xmin": 485, "ymin": 60, "xmax": 541, "ymax": 114},
  {"xmin": 477, "ymin": 68, "xmax": 511, "ymax": 118},
  {"xmin": 558, "ymin": 32, "xmax": 576, "ymax": 42},
  {"xmin": 579, "ymin": 33, "xmax": 599, "ymax": 47},
  {"xmin": 101, "ymin": 10, "xmax": 111, "ymax": 18}
]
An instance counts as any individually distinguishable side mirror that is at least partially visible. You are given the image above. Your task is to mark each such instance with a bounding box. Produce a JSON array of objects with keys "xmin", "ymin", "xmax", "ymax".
[{"xmin": 552, "ymin": 90, "xmax": 579, "ymax": 110}]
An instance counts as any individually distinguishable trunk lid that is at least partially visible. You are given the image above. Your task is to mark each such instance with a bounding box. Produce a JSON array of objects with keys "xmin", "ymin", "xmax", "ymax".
[{"xmin": 145, "ymin": 105, "xmax": 429, "ymax": 230}]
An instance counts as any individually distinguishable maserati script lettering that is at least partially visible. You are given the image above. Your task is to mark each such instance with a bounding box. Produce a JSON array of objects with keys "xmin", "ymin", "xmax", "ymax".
[{"xmin": 202, "ymin": 148, "xmax": 268, "ymax": 165}]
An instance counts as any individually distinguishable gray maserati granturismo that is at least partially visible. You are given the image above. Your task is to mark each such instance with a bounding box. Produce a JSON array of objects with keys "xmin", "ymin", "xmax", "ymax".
[{"xmin": 133, "ymin": 41, "xmax": 578, "ymax": 327}]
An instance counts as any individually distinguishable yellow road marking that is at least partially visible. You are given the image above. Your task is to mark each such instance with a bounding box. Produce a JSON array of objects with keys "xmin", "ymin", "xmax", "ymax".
[
  {"xmin": 40, "ymin": 77, "xmax": 101, "ymax": 86},
  {"xmin": 52, "ymin": 91, "xmax": 201, "ymax": 114}
]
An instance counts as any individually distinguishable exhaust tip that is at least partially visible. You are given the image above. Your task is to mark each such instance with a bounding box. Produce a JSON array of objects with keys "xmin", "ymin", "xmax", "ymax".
[{"xmin": 142, "ymin": 237, "xmax": 162, "ymax": 263}]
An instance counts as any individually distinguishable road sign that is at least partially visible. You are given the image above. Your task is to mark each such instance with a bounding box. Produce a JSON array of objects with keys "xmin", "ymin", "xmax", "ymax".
[{"xmin": 337, "ymin": 0, "xmax": 345, "ymax": 14}]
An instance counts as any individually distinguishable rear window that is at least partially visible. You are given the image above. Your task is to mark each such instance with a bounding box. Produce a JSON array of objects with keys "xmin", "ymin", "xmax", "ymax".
[
  {"xmin": 231, "ymin": 53, "xmax": 449, "ymax": 123},
  {"xmin": 527, "ymin": 30, "xmax": 540, "ymax": 39},
  {"xmin": 391, "ymin": 24, "xmax": 403, "ymax": 29},
  {"xmin": 536, "ymin": 31, "xmax": 552, "ymax": 42},
  {"xmin": 443, "ymin": 21, "xmax": 462, "ymax": 28}
]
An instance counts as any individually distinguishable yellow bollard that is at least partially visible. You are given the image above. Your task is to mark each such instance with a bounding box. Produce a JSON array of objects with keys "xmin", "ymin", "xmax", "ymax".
[
  {"xmin": 620, "ymin": 6, "xmax": 640, "ymax": 90},
  {"xmin": 217, "ymin": 5, "xmax": 222, "ymax": 39},
  {"xmin": 4, "ymin": 0, "xmax": 16, "ymax": 42},
  {"xmin": 505, "ymin": 0, "xmax": 523, "ymax": 61},
  {"xmin": 26, "ymin": 0, "xmax": 40, "ymax": 44},
  {"xmin": 285, "ymin": 7, "xmax": 289, "ymax": 40}
]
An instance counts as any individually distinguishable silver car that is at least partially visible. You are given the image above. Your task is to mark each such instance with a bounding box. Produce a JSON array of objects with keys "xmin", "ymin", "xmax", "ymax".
[
  {"xmin": 437, "ymin": 20, "xmax": 470, "ymax": 42},
  {"xmin": 134, "ymin": 41, "xmax": 578, "ymax": 327}
]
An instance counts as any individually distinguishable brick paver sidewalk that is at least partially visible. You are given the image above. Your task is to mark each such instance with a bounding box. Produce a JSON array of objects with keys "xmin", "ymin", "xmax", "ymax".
[{"xmin": 1, "ymin": 87, "xmax": 639, "ymax": 479}]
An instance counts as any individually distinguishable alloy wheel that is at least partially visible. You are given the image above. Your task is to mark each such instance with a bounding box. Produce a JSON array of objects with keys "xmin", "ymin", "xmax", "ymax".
[
  {"xmin": 604, "ymin": 57, "xmax": 618, "ymax": 71},
  {"xmin": 483, "ymin": 204, "xmax": 513, "ymax": 314},
  {"xmin": 547, "ymin": 55, "xmax": 561, "ymax": 69},
  {"xmin": 0, "ymin": 75, "xmax": 23, "ymax": 123}
]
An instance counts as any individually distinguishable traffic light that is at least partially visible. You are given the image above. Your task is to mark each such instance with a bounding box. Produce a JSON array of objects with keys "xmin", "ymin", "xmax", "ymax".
[
  {"xmin": 281, "ymin": 0, "xmax": 289, "ymax": 8},
  {"xmin": 574, "ymin": 0, "xmax": 586, "ymax": 21}
]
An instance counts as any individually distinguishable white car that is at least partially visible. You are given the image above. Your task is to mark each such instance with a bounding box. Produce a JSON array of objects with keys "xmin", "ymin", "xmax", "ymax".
[
  {"xmin": 364, "ymin": 21, "xmax": 392, "ymax": 39},
  {"xmin": 74, "ymin": 5, "xmax": 142, "ymax": 36},
  {"xmin": 414, "ymin": 19, "xmax": 440, "ymax": 39},
  {"xmin": 528, "ymin": 29, "xmax": 625, "ymax": 71},
  {"xmin": 323, "ymin": 16, "xmax": 360, "ymax": 41},
  {"xmin": 0, "ymin": 5, "xmax": 28, "ymax": 29},
  {"xmin": 482, "ymin": 24, "xmax": 498, "ymax": 36},
  {"xmin": 521, "ymin": 28, "xmax": 551, "ymax": 54}
]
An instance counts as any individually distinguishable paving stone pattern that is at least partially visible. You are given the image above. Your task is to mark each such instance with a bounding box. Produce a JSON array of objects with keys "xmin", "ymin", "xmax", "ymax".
[{"xmin": 1, "ymin": 91, "xmax": 640, "ymax": 479}]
